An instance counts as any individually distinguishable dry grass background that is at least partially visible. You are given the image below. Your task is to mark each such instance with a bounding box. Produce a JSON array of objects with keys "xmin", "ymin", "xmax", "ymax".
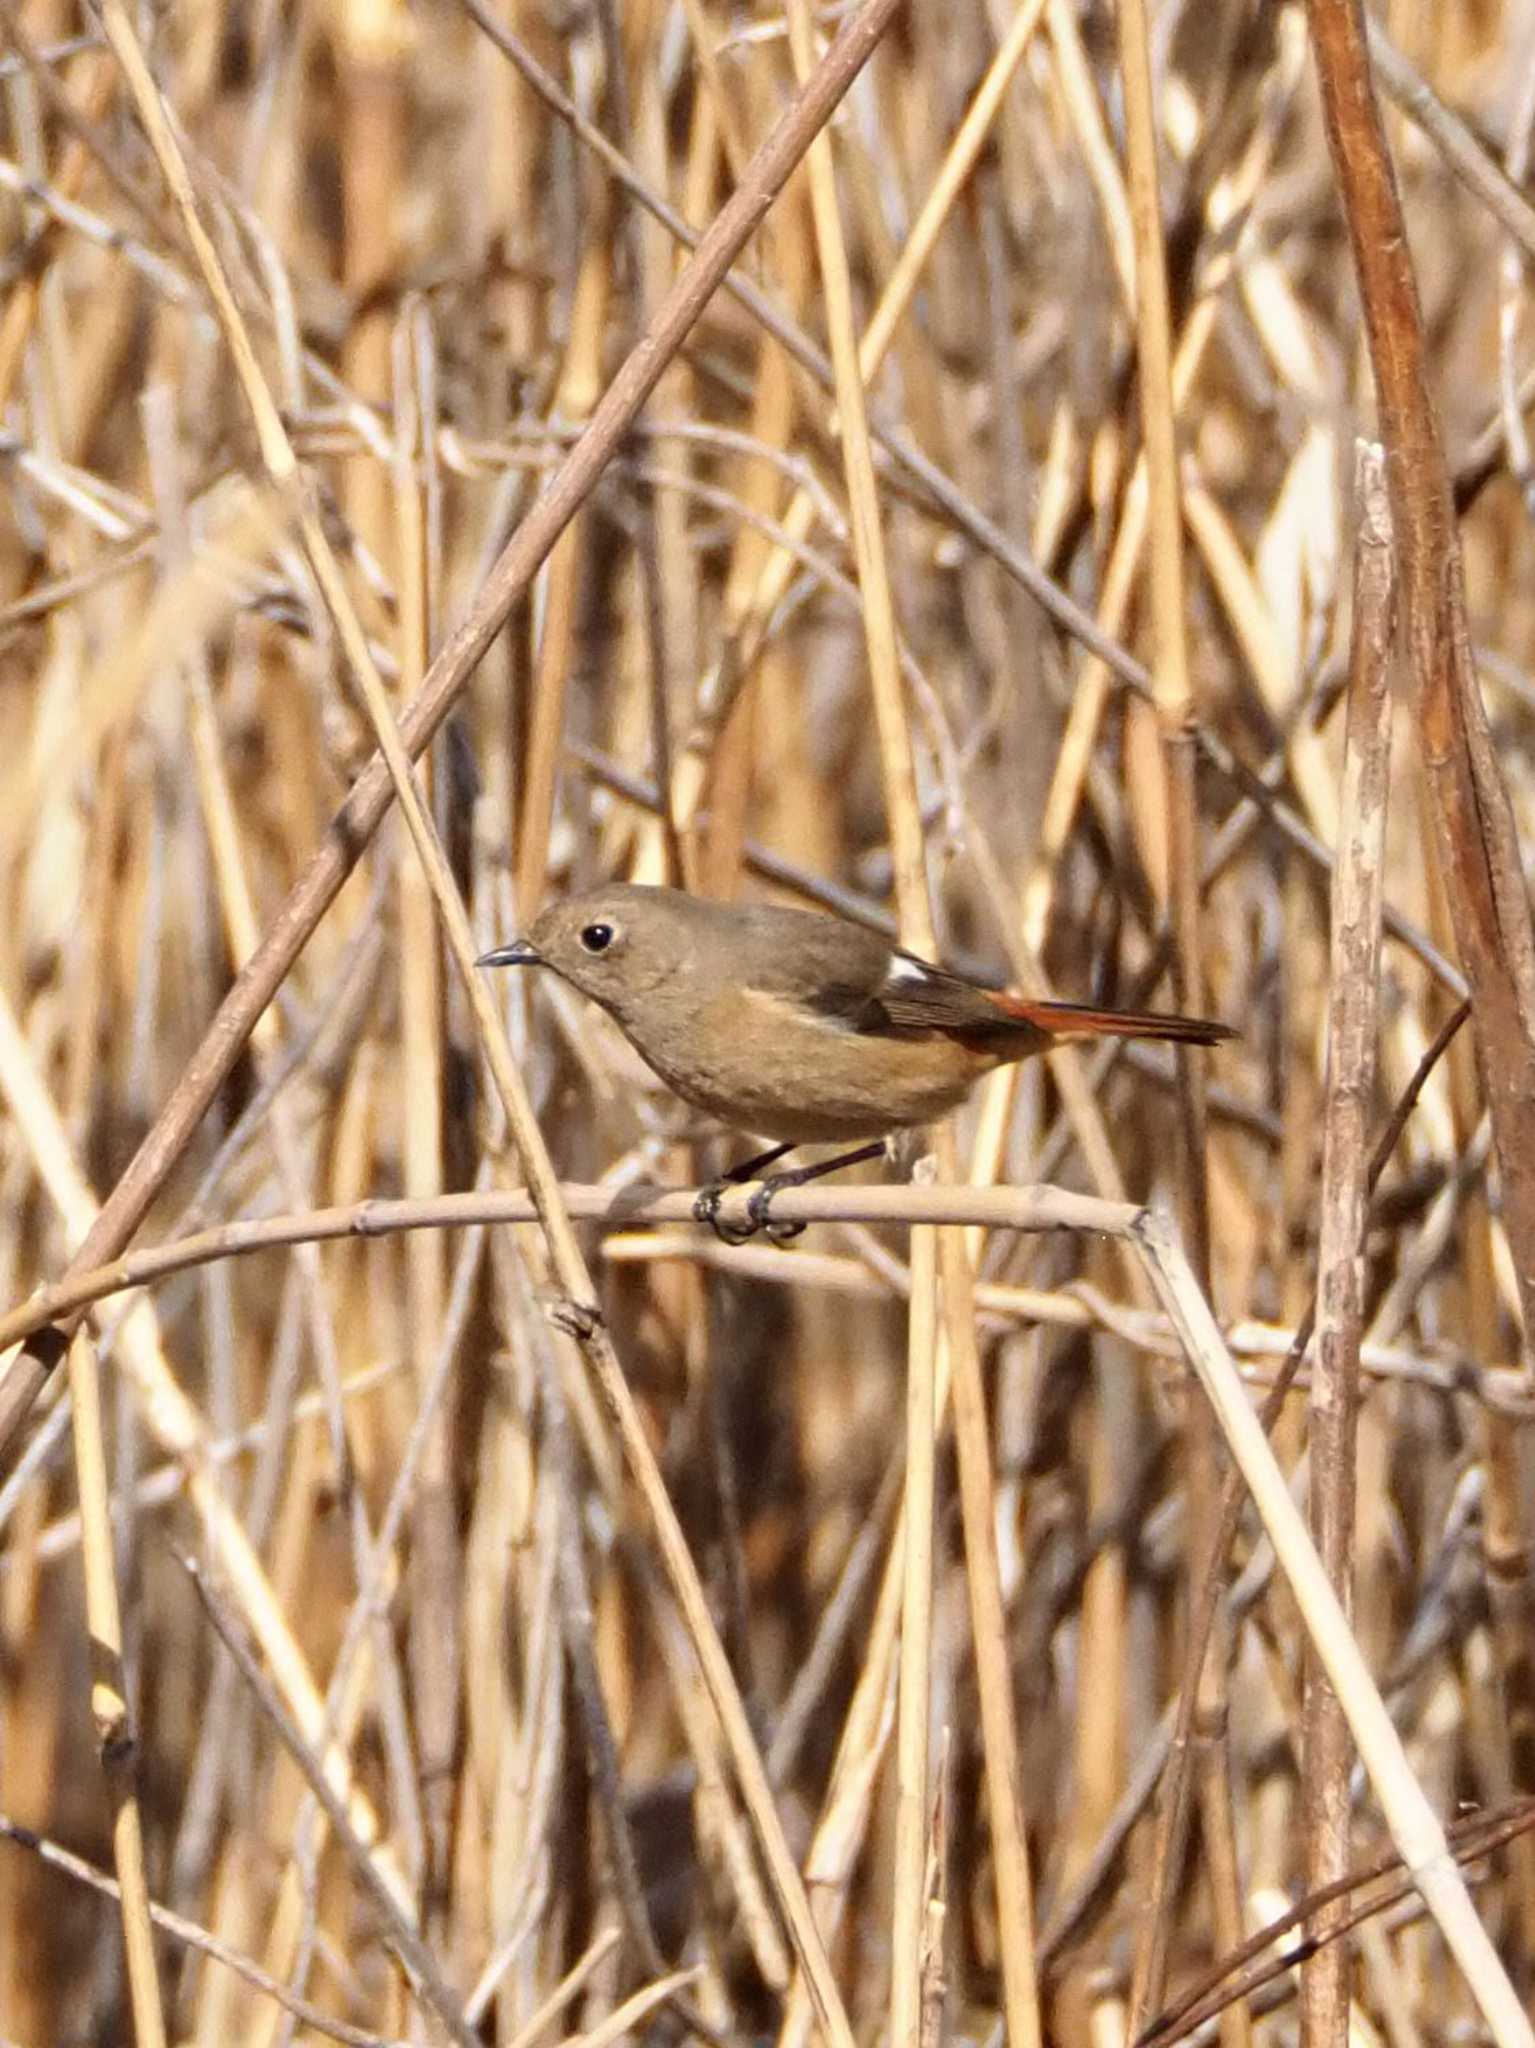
[{"xmin": 3, "ymin": 0, "xmax": 1535, "ymax": 2043}]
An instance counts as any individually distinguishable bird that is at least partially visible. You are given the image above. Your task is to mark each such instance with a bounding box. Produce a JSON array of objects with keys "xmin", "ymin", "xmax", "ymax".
[{"xmin": 479, "ymin": 884, "xmax": 1232, "ymax": 1238}]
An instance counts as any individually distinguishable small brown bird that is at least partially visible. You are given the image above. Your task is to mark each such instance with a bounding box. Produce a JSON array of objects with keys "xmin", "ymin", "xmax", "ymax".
[{"xmin": 479, "ymin": 884, "xmax": 1231, "ymax": 1154}]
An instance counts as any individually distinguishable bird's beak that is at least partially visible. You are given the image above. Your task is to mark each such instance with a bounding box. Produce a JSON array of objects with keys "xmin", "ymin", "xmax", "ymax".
[{"xmin": 477, "ymin": 938, "xmax": 540, "ymax": 969}]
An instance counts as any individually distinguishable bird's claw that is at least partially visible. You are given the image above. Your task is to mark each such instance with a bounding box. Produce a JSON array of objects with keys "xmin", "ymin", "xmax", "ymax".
[
  {"xmin": 692, "ymin": 1181, "xmax": 757, "ymax": 1246},
  {"xmin": 747, "ymin": 1178, "xmax": 805, "ymax": 1243},
  {"xmin": 692, "ymin": 1174, "xmax": 805, "ymax": 1245}
]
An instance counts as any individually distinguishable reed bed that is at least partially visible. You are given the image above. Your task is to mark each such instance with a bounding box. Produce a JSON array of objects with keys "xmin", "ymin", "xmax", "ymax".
[{"xmin": 2, "ymin": 1, "xmax": 1535, "ymax": 2044}]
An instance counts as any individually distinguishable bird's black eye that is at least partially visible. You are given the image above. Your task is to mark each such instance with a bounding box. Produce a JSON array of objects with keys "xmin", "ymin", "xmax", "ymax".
[{"xmin": 579, "ymin": 922, "xmax": 615, "ymax": 955}]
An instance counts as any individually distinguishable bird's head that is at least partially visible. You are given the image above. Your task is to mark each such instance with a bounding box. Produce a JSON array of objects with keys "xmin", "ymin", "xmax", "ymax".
[{"xmin": 478, "ymin": 884, "xmax": 699, "ymax": 1014}]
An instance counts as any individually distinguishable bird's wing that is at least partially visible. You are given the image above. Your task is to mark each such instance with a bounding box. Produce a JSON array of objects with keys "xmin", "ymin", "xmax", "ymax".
[
  {"xmin": 789, "ymin": 944, "xmax": 1023, "ymax": 1039},
  {"xmin": 864, "ymin": 952, "xmax": 1050, "ymax": 1038},
  {"xmin": 817, "ymin": 949, "xmax": 1232, "ymax": 1047},
  {"xmin": 739, "ymin": 910, "xmax": 1231, "ymax": 1046}
]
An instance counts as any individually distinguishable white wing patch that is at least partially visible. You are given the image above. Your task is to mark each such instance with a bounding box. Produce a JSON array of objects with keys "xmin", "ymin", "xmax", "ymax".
[{"xmin": 884, "ymin": 953, "xmax": 936, "ymax": 988}]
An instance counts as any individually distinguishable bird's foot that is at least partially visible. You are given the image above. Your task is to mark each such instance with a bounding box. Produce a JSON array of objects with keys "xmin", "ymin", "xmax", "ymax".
[
  {"xmin": 744, "ymin": 1173, "xmax": 807, "ymax": 1244},
  {"xmin": 692, "ymin": 1179, "xmax": 760, "ymax": 1246},
  {"xmin": 692, "ymin": 1139, "xmax": 887, "ymax": 1245},
  {"xmin": 692, "ymin": 1142, "xmax": 799, "ymax": 1245},
  {"xmin": 690, "ymin": 1170, "xmax": 806, "ymax": 1246}
]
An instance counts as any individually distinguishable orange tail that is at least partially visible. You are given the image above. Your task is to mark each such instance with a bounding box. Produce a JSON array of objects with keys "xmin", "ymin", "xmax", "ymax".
[{"xmin": 990, "ymin": 993, "xmax": 1234, "ymax": 1047}]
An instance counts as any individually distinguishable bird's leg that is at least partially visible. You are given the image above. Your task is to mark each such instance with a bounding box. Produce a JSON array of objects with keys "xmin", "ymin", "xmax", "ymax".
[
  {"xmin": 692, "ymin": 1142, "xmax": 799, "ymax": 1244},
  {"xmin": 746, "ymin": 1140, "xmax": 889, "ymax": 1243}
]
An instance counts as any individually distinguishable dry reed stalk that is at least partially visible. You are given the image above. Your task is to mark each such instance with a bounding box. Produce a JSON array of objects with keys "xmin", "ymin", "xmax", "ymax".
[
  {"xmin": 939, "ymin": 1224, "xmax": 1043, "ymax": 2048},
  {"xmin": 1114, "ymin": 4, "xmax": 1245, "ymax": 2037},
  {"xmin": 1305, "ymin": 0, "xmax": 1535, "ymax": 2000},
  {"xmin": 1302, "ymin": 442, "xmax": 1395, "ymax": 2044},
  {"xmin": 1304, "ymin": 1, "xmax": 1535, "ymax": 1333},
  {"xmin": 391, "ymin": 302, "xmax": 460, "ymax": 1915},
  {"xmin": 516, "ymin": 244, "xmax": 607, "ymax": 916},
  {"xmin": 894, "ymin": 1176, "xmax": 940, "ymax": 2048},
  {"xmin": 778, "ymin": 6, "xmax": 941, "ymax": 2040},
  {"xmin": 63, "ymin": 1322, "xmax": 167, "ymax": 2047}
]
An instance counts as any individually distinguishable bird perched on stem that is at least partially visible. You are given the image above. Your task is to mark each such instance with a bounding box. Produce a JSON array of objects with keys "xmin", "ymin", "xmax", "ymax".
[{"xmin": 480, "ymin": 883, "xmax": 1231, "ymax": 1238}]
